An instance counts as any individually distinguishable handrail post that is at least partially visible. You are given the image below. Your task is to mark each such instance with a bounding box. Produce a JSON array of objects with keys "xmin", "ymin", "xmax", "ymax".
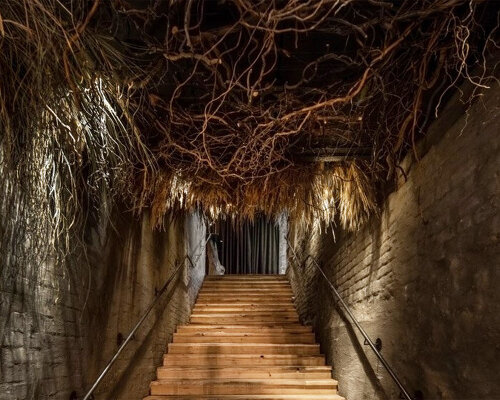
[{"xmin": 287, "ymin": 239, "xmax": 414, "ymax": 400}]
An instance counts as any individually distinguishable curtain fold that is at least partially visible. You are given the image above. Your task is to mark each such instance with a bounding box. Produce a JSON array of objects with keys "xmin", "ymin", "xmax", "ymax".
[{"xmin": 216, "ymin": 215, "xmax": 279, "ymax": 274}]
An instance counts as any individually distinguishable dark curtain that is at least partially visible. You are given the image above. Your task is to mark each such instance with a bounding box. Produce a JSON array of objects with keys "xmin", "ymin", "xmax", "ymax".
[{"xmin": 216, "ymin": 215, "xmax": 280, "ymax": 274}]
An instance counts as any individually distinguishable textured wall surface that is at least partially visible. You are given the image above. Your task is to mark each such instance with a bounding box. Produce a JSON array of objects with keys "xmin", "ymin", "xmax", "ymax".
[
  {"xmin": 278, "ymin": 213, "xmax": 289, "ymax": 275},
  {"xmin": 0, "ymin": 210, "xmax": 206, "ymax": 400},
  {"xmin": 0, "ymin": 253, "xmax": 86, "ymax": 400},
  {"xmin": 288, "ymin": 83, "xmax": 500, "ymax": 400}
]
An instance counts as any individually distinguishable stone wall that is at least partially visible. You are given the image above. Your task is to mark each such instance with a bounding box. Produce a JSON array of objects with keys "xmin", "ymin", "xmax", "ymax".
[
  {"xmin": 0, "ymin": 253, "xmax": 85, "ymax": 400},
  {"xmin": 0, "ymin": 209, "xmax": 206, "ymax": 400},
  {"xmin": 287, "ymin": 82, "xmax": 500, "ymax": 400}
]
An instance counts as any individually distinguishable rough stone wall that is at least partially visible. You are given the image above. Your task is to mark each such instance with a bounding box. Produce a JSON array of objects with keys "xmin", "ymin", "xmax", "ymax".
[
  {"xmin": 0, "ymin": 210, "xmax": 206, "ymax": 400},
  {"xmin": 0, "ymin": 244, "xmax": 88, "ymax": 399},
  {"xmin": 287, "ymin": 82, "xmax": 500, "ymax": 400}
]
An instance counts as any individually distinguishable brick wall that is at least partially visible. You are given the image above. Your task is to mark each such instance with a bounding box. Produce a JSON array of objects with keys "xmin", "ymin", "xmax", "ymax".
[
  {"xmin": 288, "ymin": 82, "xmax": 500, "ymax": 400},
  {"xmin": 0, "ymin": 210, "xmax": 206, "ymax": 400}
]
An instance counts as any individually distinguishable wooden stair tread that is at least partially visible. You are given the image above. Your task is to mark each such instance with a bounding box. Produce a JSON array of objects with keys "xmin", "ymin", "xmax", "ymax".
[
  {"xmin": 204, "ymin": 276, "xmax": 288, "ymax": 279},
  {"xmin": 180, "ymin": 325, "xmax": 311, "ymax": 331},
  {"xmin": 157, "ymin": 366, "xmax": 331, "ymax": 371},
  {"xmin": 191, "ymin": 312, "xmax": 298, "ymax": 316},
  {"xmin": 201, "ymin": 284, "xmax": 292, "ymax": 288},
  {"xmin": 152, "ymin": 379, "xmax": 337, "ymax": 386},
  {"xmin": 189, "ymin": 307, "xmax": 297, "ymax": 310},
  {"xmin": 200, "ymin": 287, "xmax": 292, "ymax": 290},
  {"xmin": 190, "ymin": 318, "xmax": 300, "ymax": 324},
  {"xmin": 150, "ymin": 381, "xmax": 338, "ymax": 396},
  {"xmin": 194, "ymin": 304, "xmax": 295, "ymax": 307},
  {"xmin": 169, "ymin": 343, "xmax": 319, "ymax": 348},
  {"xmin": 173, "ymin": 336, "xmax": 315, "ymax": 344},
  {"xmin": 157, "ymin": 366, "xmax": 332, "ymax": 379},
  {"xmin": 163, "ymin": 355, "xmax": 326, "ymax": 367},
  {"xmin": 146, "ymin": 396, "xmax": 344, "ymax": 399},
  {"xmin": 168, "ymin": 344, "xmax": 320, "ymax": 355},
  {"xmin": 174, "ymin": 333, "xmax": 314, "ymax": 338},
  {"xmin": 199, "ymin": 291, "xmax": 293, "ymax": 295},
  {"xmin": 163, "ymin": 354, "xmax": 324, "ymax": 359}
]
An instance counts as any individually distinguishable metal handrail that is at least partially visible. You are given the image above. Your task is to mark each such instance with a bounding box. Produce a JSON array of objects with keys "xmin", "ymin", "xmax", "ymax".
[
  {"xmin": 287, "ymin": 239, "xmax": 413, "ymax": 400},
  {"xmin": 82, "ymin": 233, "xmax": 212, "ymax": 400}
]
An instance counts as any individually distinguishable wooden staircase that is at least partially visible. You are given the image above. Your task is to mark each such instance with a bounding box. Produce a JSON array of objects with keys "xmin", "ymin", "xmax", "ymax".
[{"xmin": 144, "ymin": 275, "xmax": 344, "ymax": 400}]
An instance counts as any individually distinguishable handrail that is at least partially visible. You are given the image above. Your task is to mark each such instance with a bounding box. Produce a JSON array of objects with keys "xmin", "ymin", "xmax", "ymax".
[
  {"xmin": 82, "ymin": 233, "xmax": 212, "ymax": 400},
  {"xmin": 286, "ymin": 239, "xmax": 414, "ymax": 400}
]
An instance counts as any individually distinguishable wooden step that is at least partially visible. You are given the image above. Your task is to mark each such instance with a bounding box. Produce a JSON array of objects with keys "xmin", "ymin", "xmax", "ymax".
[
  {"xmin": 150, "ymin": 379, "xmax": 338, "ymax": 395},
  {"xmin": 196, "ymin": 296, "xmax": 293, "ymax": 302},
  {"xmin": 203, "ymin": 280, "xmax": 288, "ymax": 282},
  {"xmin": 168, "ymin": 343, "xmax": 320, "ymax": 355},
  {"xmin": 203, "ymin": 278, "xmax": 290, "ymax": 285},
  {"xmin": 194, "ymin": 302, "xmax": 295, "ymax": 306},
  {"xmin": 191, "ymin": 310, "xmax": 298, "ymax": 316},
  {"xmin": 200, "ymin": 287, "xmax": 292, "ymax": 292},
  {"xmin": 197, "ymin": 293, "xmax": 293, "ymax": 297},
  {"xmin": 194, "ymin": 303, "xmax": 294, "ymax": 309},
  {"xmin": 189, "ymin": 321, "xmax": 302, "ymax": 326},
  {"xmin": 192, "ymin": 307, "xmax": 298, "ymax": 316},
  {"xmin": 188, "ymin": 321, "xmax": 301, "ymax": 326},
  {"xmin": 198, "ymin": 294, "xmax": 293, "ymax": 297},
  {"xmin": 203, "ymin": 279, "xmax": 289, "ymax": 283},
  {"xmin": 201, "ymin": 282, "xmax": 291, "ymax": 290},
  {"xmin": 200, "ymin": 288, "xmax": 293, "ymax": 292},
  {"xmin": 199, "ymin": 291, "xmax": 293, "ymax": 296},
  {"xmin": 205, "ymin": 275, "xmax": 287, "ymax": 280},
  {"xmin": 193, "ymin": 303, "xmax": 294, "ymax": 309},
  {"xmin": 174, "ymin": 330, "xmax": 313, "ymax": 337},
  {"xmin": 202, "ymin": 282, "xmax": 290, "ymax": 284},
  {"xmin": 192, "ymin": 306, "xmax": 297, "ymax": 312},
  {"xmin": 145, "ymin": 395, "xmax": 345, "ymax": 400},
  {"xmin": 156, "ymin": 366, "xmax": 332, "ymax": 379},
  {"xmin": 190, "ymin": 315, "xmax": 299, "ymax": 324},
  {"xmin": 173, "ymin": 334, "xmax": 315, "ymax": 344},
  {"xmin": 200, "ymin": 288, "xmax": 292, "ymax": 292},
  {"xmin": 163, "ymin": 354, "xmax": 326, "ymax": 366},
  {"xmin": 177, "ymin": 325, "xmax": 312, "ymax": 333}
]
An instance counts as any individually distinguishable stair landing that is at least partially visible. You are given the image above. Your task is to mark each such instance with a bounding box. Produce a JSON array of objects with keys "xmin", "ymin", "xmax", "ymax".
[{"xmin": 144, "ymin": 274, "xmax": 344, "ymax": 400}]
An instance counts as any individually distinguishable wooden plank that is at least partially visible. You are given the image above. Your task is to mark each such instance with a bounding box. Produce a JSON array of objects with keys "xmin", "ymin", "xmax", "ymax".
[
  {"xmin": 196, "ymin": 296, "xmax": 293, "ymax": 301},
  {"xmin": 190, "ymin": 313, "xmax": 299, "ymax": 320},
  {"xmin": 150, "ymin": 379, "xmax": 337, "ymax": 395},
  {"xmin": 156, "ymin": 366, "xmax": 332, "ymax": 379},
  {"xmin": 193, "ymin": 303, "xmax": 294, "ymax": 308},
  {"xmin": 191, "ymin": 310, "xmax": 297, "ymax": 315},
  {"xmin": 173, "ymin": 334, "xmax": 315, "ymax": 344},
  {"xmin": 167, "ymin": 343, "xmax": 321, "ymax": 355},
  {"xmin": 145, "ymin": 395, "xmax": 345, "ymax": 400},
  {"xmin": 203, "ymin": 276, "xmax": 288, "ymax": 279},
  {"xmin": 163, "ymin": 354, "xmax": 326, "ymax": 367},
  {"xmin": 177, "ymin": 325, "xmax": 312, "ymax": 333},
  {"xmin": 202, "ymin": 282, "xmax": 291, "ymax": 287},
  {"xmin": 192, "ymin": 306, "xmax": 297, "ymax": 312},
  {"xmin": 199, "ymin": 290, "xmax": 292, "ymax": 293}
]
